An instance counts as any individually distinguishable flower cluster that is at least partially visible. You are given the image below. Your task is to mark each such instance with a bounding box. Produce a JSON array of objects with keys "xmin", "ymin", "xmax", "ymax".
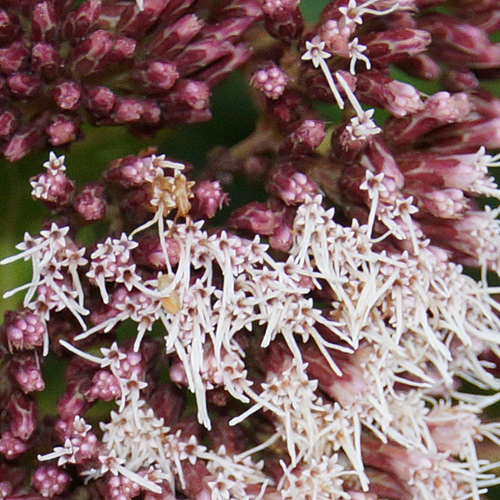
[
  {"xmin": 0, "ymin": 0, "xmax": 260, "ymax": 161},
  {"xmin": 3, "ymin": 1, "xmax": 500, "ymax": 500}
]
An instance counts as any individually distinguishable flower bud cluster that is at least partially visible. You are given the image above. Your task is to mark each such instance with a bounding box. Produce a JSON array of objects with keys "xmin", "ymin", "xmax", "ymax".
[
  {"xmin": 2, "ymin": 1, "xmax": 500, "ymax": 500},
  {"xmin": 0, "ymin": 0, "xmax": 260, "ymax": 161}
]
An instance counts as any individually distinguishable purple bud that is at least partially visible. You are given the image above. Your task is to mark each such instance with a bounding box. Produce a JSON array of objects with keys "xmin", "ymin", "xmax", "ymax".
[
  {"xmin": 32, "ymin": 465, "xmax": 70, "ymax": 498},
  {"xmin": 83, "ymin": 85, "xmax": 116, "ymax": 117},
  {"xmin": 212, "ymin": 0, "xmax": 263, "ymax": 22},
  {"xmin": 112, "ymin": 96, "xmax": 144, "ymax": 123},
  {"xmin": 7, "ymin": 72, "xmax": 42, "ymax": 99},
  {"xmin": 396, "ymin": 53, "xmax": 441, "ymax": 80},
  {"xmin": 282, "ymin": 119, "xmax": 326, "ymax": 156},
  {"xmin": 196, "ymin": 43, "xmax": 251, "ymax": 87},
  {"xmin": 116, "ymin": 0, "xmax": 170, "ymax": 38},
  {"xmin": 442, "ymin": 69, "xmax": 479, "ymax": 91},
  {"xmin": 424, "ymin": 117, "xmax": 500, "ymax": 154},
  {"xmin": 74, "ymin": 183, "xmax": 107, "ymax": 221},
  {"xmin": 4, "ymin": 309, "xmax": 45, "ymax": 351},
  {"xmin": 133, "ymin": 236, "xmax": 181, "ymax": 269},
  {"xmin": 228, "ymin": 202, "xmax": 279, "ymax": 235},
  {"xmin": 132, "ymin": 60, "xmax": 179, "ymax": 93},
  {"xmin": 419, "ymin": 12, "xmax": 500, "ymax": 68},
  {"xmin": 362, "ymin": 28, "xmax": 432, "ymax": 67},
  {"xmin": 266, "ymin": 163, "xmax": 318, "ymax": 204},
  {"xmin": 404, "ymin": 180, "xmax": 466, "ymax": 218},
  {"xmin": 50, "ymin": 80, "xmax": 82, "ymax": 111},
  {"xmin": 2, "ymin": 124, "xmax": 44, "ymax": 162},
  {"xmin": 0, "ymin": 107, "xmax": 19, "ymax": 138},
  {"xmin": 10, "ymin": 353, "xmax": 45, "ymax": 393},
  {"xmin": 69, "ymin": 30, "xmax": 113, "ymax": 77},
  {"xmin": 62, "ymin": 0, "xmax": 102, "ymax": 40},
  {"xmin": 0, "ymin": 431, "xmax": 29, "ymax": 460},
  {"xmin": 57, "ymin": 373, "xmax": 92, "ymax": 421},
  {"xmin": 105, "ymin": 154, "xmax": 152, "ymax": 187},
  {"xmin": 31, "ymin": 42, "xmax": 63, "ymax": 80},
  {"xmin": 191, "ymin": 180, "xmax": 228, "ymax": 219},
  {"xmin": 31, "ymin": 1, "xmax": 58, "ymax": 44},
  {"xmin": 105, "ymin": 474, "xmax": 141, "ymax": 500},
  {"xmin": 262, "ymin": 0, "xmax": 304, "ymax": 43},
  {"xmin": 161, "ymin": 79, "xmax": 211, "ymax": 122},
  {"xmin": 0, "ymin": 9, "xmax": 21, "ymax": 45},
  {"xmin": 357, "ymin": 71, "xmax": 424, "ymax": 118},
  {"xmin": 384, "ymin": 91, "xmax": 471, "ymax": 148},
  {"xmin": 147, "ymin": 14, "xmax": 205, "ymax": 60},
  {"xmin": 174, "ymin": 37, "xmax": 234, "ymax": 77},
  {"xmin": 360, "ymin": 136, "xmax": 405, "ymax": 189},
  {"xmin": 6, "ymin": 391, "xmax": 37, "ymax": 441},
  {"xmin": 45, "ymin": 113, "xmax": 80, "ymax": 146},
  {"xmin": 0, "ymin": 41, "xmax": 29, "ymax": 75},
  {"xmin": 86, "ymin": 369, "xmax": 121, "ymax": 402},
  {"xmin": 268, "ymin": 200, "xmax": 295, "ymax": 251},
  {"xmin": 109, "ymin": 35, "xmax": 136, "ymax": 61},
  {"xmin": 250, "ymin": 62, "xmax": 288, "ymax": 100}
]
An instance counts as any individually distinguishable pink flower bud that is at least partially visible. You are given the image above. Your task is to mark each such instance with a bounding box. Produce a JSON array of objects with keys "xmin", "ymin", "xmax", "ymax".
[
  {"xmin": 397, "ymin": 53, "xmax": 441, "ymax": 80},
  {"xmin": 0, "ymin": 9, "xmax": 21, "ymax": 45},
  {"xmin": 50, "ymin": 80, "xmax": 82, "ymax": 111},
  {"xmin": 424, "ymin": 117, "xmax": 500, "ymax": 154},
  {"xmin": 357, "ymin": 70, "xmax": 424, "ymax": 118},
  {"xmin": 105, "ymin": 154, "xmax": 153, "ymax": 188},
  {"xmin": 74, "ymin": 183, "xmax": 107, "ymax": 221},
  {"xmin": 105, "ymin": 474, "xmax": 141, "ymax": 500},
  {"xmin": 196, "ymin": 43, "xmax": 251, "ymax": 87},
  {"xmin": 69, "ymin": 30, "xmax": 113, "ymax": 77},
  {"xmin": 7, "ymin": 72, "xmax": 43, "ymax": 99},
  {"xmin": 2, "ymin": 124, "xmax": 44, "ymax": 162},
  {"xmin": 117, "ymin": 0, "xmax": 171, "ymax": 38},
  {"xmin": 31, "ymin": 42, "xmax": 63, "ymax": 80},
  {"xmin": 419, "ymin": 12, "xmax": 500, "ymax": 68},
  {"xmin": 266, "ymin": 163, "xmax": 318, "ymax": 205},
  {"xmin": 362, "ymin": 28, "xmax": 431, "ymax": 67},
  {"xmin": 45, "ymin": 113, "xmax": 80, "ymax": 146},
  {"xmin": 0, "ymin": 431, "xmax": 29, "ymax": 460},
  {"xmin": 83, "ymin": 85, "xmax": 116, "ymax": 118},
  {"xmin": 31, "ymin": 1, "xmax": 58, "ymax": 43},
  {"xmin": 4, "ymin": 310, "xmax": 45, "ymax": 351},
  {"xmin": 86, "ymin": 369, "xmax": 121, "ymax": 402},
  {"xmin": 10, "ymin": 353, "xmax": 45, "ymax": 393},
  {"xmin": 133, "ymin": 236, "xmax": 181, "ymax": 269},
  {"xmin": 191, "ymin": 180, "xmax": 228, "ymax": 219},
  {"xmin": 282, "ymin": 119, "xmax": 326, "ymax": 156},
  {"xmin": 262, "ymin": 0, "xmax": 304, "ymax": 43},
  {"xmin": 32, "ymin": 465, "xmax": 70, "ymax": 498},
  {"xmin": 147, "ymin": 14, "xmax": 204, "ymax": 60},
  {"xmin": 0, "ymin": 41, "xmax": 29, "ymax": 75},
  {"xmin": 132, "ymin": 60, "xmax": 179, "ymax": 93},
  {"xmin": 228, "ymin": 202, "xmax": 279, "ymax": 235},
  {"xmin": 62, "ymin": 0, "xmax": 101, "ymax": 41},
  {"xmin": 7, "ymin": 391, "xmax": 37, "ymax": 441},
  {"xmin": 57, "ymin": 374, "xmax": 92, "ymax": 421},
  {"xmin": 0, "ymin": 107, "xmax": 19, "ymax": 138},
  {"xmin": 442, "ymin": 69, "xmax": 479, "ymax": 91},
  {"xmin": 384, "ymin": 91, "xmax": 471, "ymax": 148},
  {"xmin": 250, "ymin": 62, "xmax": 288, "ymax": 100}
]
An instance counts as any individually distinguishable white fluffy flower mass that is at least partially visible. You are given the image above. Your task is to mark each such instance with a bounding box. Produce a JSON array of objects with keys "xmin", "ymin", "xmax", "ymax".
[{"xmin": 16, "ymin": 185, "xmax": 500, "ymax": 499}]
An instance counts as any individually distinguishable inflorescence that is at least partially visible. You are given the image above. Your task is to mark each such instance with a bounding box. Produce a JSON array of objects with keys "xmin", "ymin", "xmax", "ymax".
[{"xmin": 3, "ymin": 1, "xmax": 500, "ymax": 500}]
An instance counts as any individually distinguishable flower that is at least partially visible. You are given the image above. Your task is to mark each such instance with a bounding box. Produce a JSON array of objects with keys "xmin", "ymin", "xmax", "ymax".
[{"xmin": 3, "ymin": 1, "xmax": 500, "ymax": 499}]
